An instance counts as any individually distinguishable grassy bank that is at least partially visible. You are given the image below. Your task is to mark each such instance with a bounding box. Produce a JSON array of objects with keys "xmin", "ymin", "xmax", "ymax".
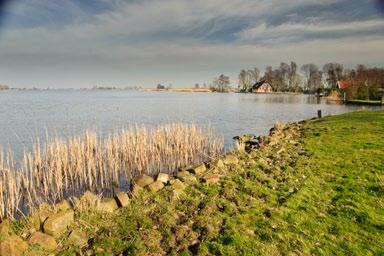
[
  {"xmin": 67, "ymin": 111, "xmax": 384, "ymax": 255},
  {"xmin": 2, "ymin": 111, "xmax": 383, "ymax": 255},
  {"xmin": 347, "ymin": 99, "xmax": 383, "ymax": 105}
]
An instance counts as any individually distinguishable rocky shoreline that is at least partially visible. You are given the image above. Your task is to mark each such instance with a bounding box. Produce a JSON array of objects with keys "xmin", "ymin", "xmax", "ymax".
[{"xmin": 0, "ymin": 119, "xmax": 307, "ymax": 256}]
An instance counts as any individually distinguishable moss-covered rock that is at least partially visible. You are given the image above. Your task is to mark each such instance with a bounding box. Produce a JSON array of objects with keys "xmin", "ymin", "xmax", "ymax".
[
  {"xmin": 0, "ymin": 235, "xmax": 28, "ymax": 256},
  {"xmin": 43, "ymin": 210, "xmax": 74, "ymax": 237},
  {"xmin": 135, "ymin": 174, "xmax": 154, "ymax": 187},
  {"xmin": 68, "ymin": 229, "xmax": 88, "ymax": 247},
  {"xmin": 177, "ymin": 171, "xmax": 197, "ymax": 183},
  {"xmin": 56, "ymin": 200, "xmax": 72, "ymax": 212},
  {"xmin": 190, "ymin": 164, "xmax": 207, "ymax": 175},
  {"xmin": 223, "ymin": 154, "xmax": 239, "ymax": 165},
  {"xmin": 28, "ymin": 232, "xmax": 57, "ymax": 251},
  {"xmin": 0, "ymin": 220, "xmax": 13, "ymax": 241},
  {"xmin": 147, "ymin": 180, "xmax": 165, "ymax": 192},
  {"xmin": 97, "ymin": 198, "xmax": 119, "ymax": 213},
  {"xmin": 157, "ymin": 173, "xmax": 170, "ymax": 184},
  {"xmin": 115, "ymin": 192, "xmax": 130, "ymax": 208}
]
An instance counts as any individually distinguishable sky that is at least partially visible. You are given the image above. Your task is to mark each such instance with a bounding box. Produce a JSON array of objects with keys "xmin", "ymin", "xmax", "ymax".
[{"xmin": 0, "ymin": 0, "xmax": 383, "ymax": 88}]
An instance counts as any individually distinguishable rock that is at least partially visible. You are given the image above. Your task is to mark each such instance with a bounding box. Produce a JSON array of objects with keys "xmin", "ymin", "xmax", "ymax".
[
  {"xmin": 202, "ymin": 174, "xmax": 220, "ymax": 184},
  {"xmin": 56, "ymin": 200, "xmax": 72, "ymax": 212},
  {"xmin": 214, "ymin": 159, "xmax": 225, "ymax": 169},
  {"xmin": 177, "ymin": 171, "xmax": 197, "ymax": 183},
  {"xmin": 190, "ymin": 164, "xmax": 206, "ymax": 175},
  {"xmin": 147, "ymin": 180, "xmax": 164, "ymax": 192},
  {"xmin": 76, "ymin": 191, "xmax": 100, "ymax": 211},
  {"xmin": 223, "ymin": 154, "xmax": 239, "ymax": 165},
  {"xmin": 134, "ymin": 174, "xmax": 154, "ymax": 187},
  {"xmin": 0, "ymin": 235, "xmax": 28, "ymax": 256},
  {"xmin": 170, "ymin": 179, "xmax": 186, "ymax": 191},
  {"xmin": 130, "ymin": 185, "xmax": 143, "ymax": 197},
  {"xmin": 68, "ymin": 229, "xmax": 88, "ymax": 247},
  {"xmin": 170, "ymin": 179, "xmax": 186, "ymax": 200},
  {"xmin": 97, "ymin": 198, "xmax": 118, "ymax": 213},
  {"xmin": 43, "ymin": 210, "xmax": 74, "ymax": 237},
  {"xmin": 0, "ymin": 220, "xmax": 13, "ymax": 241},
  {"xmin": 115, "ymin": 192, "xmax": 130, "ymax": 207},
  {"xmin": 28, "ymin": 213, "xmax": 42, "ymax": 231},
  {"xmin": 156, "ymin": 173, "xmax": 170, "ymax": 184},
  {"xmin": 28, "ymin": 232, "xmax": 57, "ymax": 251}
]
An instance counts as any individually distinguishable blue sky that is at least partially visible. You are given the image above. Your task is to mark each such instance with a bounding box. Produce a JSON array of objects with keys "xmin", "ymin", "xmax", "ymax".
[{"xmin": 0, "ymin": 0, "xmax": 383, "ymax": 88}]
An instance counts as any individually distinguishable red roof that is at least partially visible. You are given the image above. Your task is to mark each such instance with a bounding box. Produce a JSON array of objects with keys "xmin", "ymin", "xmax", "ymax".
[{"xmin": 337, "ymin": 80, "xmax": 347, "ymax": 89}]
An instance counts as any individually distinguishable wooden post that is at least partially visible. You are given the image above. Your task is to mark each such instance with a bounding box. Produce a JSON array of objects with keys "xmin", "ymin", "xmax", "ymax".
[
  {"xmin": 317, "ymin": 110, "xmax": 322, "ymax": 118},
  {"xmin": 343, "ymin": 92, "xmax": 347, "ymax": 103}
]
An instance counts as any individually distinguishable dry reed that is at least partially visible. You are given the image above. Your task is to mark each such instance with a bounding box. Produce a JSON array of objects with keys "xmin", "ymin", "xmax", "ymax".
[{"xmin": 0, "ymin": 123, "xmax": 223, "ymax": 220}]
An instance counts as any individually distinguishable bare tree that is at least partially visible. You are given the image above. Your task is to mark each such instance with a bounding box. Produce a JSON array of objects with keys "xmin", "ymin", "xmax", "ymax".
[
  {"xmin": 238, "ymin": 69, "xmax": 249, "ymax": 92},
  {"xmin": 301, "ymin": 64, "xmax": 323, "ymax": 93},
  {"xmin": 323, "ymin": 63, "xmax": 343, "ymax": 88},
  {"xmin": 213, "ymin": 74, "xmax": 230, "ymax": 92}
]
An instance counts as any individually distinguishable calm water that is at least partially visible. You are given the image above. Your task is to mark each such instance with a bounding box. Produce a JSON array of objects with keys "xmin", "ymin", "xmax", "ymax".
[{"xmin": 1, "ymin": 90, "xmax": 382, "ymax": 158}]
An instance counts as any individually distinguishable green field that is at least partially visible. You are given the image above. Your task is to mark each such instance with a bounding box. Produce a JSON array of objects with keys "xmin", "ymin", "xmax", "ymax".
[
  {"xmin": 45, "ymin": 111, "xmax": 384, "ymax": 255},
  {"xmin": 347, "ymin": 100, "xmax": 383, "ymax": 105}
]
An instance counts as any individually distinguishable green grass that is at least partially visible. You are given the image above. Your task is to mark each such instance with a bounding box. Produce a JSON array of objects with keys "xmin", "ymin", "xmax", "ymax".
[
  {"xmin": 57, "ymin": 110, "xmax": 384, "ymax": 255},
  {"xmin": 347, "ymin": 100, "xmax": 383, "ymax": 105}
]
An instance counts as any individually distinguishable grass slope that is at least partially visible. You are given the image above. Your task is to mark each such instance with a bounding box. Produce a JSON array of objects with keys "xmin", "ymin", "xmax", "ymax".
[{"xmin": 58, "ymin": 110, "xmax": 384, "ymax": 256}]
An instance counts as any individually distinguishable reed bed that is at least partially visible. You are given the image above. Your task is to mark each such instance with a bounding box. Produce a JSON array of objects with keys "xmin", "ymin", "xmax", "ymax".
[{"xmin": 0, "ymin": 123, "xmax": 224, "ymax": 220}]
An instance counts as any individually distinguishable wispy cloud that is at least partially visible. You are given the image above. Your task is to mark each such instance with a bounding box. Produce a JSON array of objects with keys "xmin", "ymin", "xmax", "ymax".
[{"xmin": 0, "ymin": 0, "xmax": 383, "ymax": 88}]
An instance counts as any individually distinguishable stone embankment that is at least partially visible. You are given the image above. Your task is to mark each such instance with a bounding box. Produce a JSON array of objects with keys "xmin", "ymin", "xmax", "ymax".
[{"xmin": 0, "ymin": 120, "xmax": 306, "ymax": 256}]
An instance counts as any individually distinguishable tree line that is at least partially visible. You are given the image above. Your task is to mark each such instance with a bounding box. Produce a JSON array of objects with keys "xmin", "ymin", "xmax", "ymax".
[
  {"xmin": 0, "ymin": 85, "xmax": 9, "ymax": 90},
  {"xmin": 234, "ymin": 62, "xmax": 384, "ymax": 98}
]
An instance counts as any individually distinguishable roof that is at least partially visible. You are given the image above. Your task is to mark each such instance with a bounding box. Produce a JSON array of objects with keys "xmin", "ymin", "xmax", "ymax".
[
  {"xmin": 252, "ymin": 80, "xmax": 268, "ymax": 90},
  {"xmin": 337, "ymin": 80, "xmax": 347, "ymax": 89}
]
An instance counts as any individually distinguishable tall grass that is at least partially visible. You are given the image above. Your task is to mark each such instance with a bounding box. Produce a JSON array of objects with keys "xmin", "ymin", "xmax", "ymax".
[{"xmin": 0, "ymin": 123, "xmax": 223, "ymax": 220}]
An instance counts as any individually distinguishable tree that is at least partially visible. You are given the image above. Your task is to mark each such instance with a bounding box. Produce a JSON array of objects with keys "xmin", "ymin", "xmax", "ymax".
[
  {"xmin": 238, "ymin": 69, "xmax": 250, "ymax": 92},
  {"xmin": 157, "ymin": 84, "xmax": 165, "ymax": 89},
  {"xmin": 323, "ymin": 63, "xmax": 343, "ymax": 88},
  {"xmin": 0, "ymin": 85, "xmax": 9, "ymax": 90},
  {"xmin": 213, "ymin": 74, "xmax": 230, "ymax": 92},
  {"xmin": 238, "ymin": 67, "xmax": 260, "ymax": 92},
  {"xmin": 301, "ymin": 64, "xmax": 323, "ymax": 93},
  {"xmin": 195, "ymin": 83, "xmax": 200, "ymax": 89}
]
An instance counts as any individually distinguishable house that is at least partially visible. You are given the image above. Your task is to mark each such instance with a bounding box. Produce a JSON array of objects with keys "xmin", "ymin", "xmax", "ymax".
[
  {"xmin": 251, "ymin": 81, "xmax": 273, "ymax": 93},
  {"xmin": 337, "ymin": 80, "xmax": 347, "ymax": 89}
]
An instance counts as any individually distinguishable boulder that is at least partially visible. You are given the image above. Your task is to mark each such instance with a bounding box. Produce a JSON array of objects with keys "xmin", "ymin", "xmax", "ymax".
[
  {"xmin": 115, "ymin": 192, "xmax": 130, "ymax": 208},
  {"xmin": 170, "ymin": 179, "xmax": 186, "ymax": 191},
  {"xmin": 43, "ymin": 210, "xmax": 74, "ymax": 237},
  {"xmin": 202, "ymin": 174, "xmax": 220, "ymax": 184},
  {"xmin": 130, "ymin": 185, "xmax": 143, "ymax": 197},
  {"xmin": 0, "ymin": 220, "xmax": 13, "ymax": 241},
  {"xmin": 134, "ymin": 174, "xmax": 154, "ymax": 187},
  {"xmin": 177, "ymin": 171, "xmax": 197, "ymax": 183},
  {"xmin": 28, "ymin": 232, "xmax": 57, "ymax": 251},
  {"xmin": 170, "ymin": 179, "xmax": 186, "ymax": 200},
  {"xmin": 190, "ymin": 164, "xmax": 206, "ymax": 175},
  {"xmin": 56, "ymin": 200, "xmax": 72, "ymax": 211},
  {"xmin": 156, "ymin": 173, "xmax": 170, "ymax": 184},
  {"xmin": 223, "ymin": 154, "xmax": 239, "ymax": 165},
  {"xmin": 0, "ymin": 235, "xmax": 28, "ymax": 256},
  {"xmin": 97, "ymin": 198, "xmax": 119, "ymax": 213},
  {"xmin": 76, "ymin": 191, "xmax": 100, "ymax": 211},
  {"xmin": 68, "ymin": 229, "xmax": 88, "ymax": 247},
  {"xmin": 147, "ymin": 180, "xmax": 164, "ymax": 192},
  {"xmin": 214, "ymin": 159, "xmax": 225, "ymax": 169}
]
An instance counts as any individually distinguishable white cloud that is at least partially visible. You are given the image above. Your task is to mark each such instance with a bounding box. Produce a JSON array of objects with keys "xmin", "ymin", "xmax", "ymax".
[{"xmin": 0, "ymin": 0, "xmax": 382, "ymax": 88}]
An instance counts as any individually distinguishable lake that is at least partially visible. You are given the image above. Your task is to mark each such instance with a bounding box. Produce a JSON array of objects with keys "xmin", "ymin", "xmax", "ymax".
[{"xmin": 1, "ymin": 90, "xmax": 382, "ymax": 158}]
